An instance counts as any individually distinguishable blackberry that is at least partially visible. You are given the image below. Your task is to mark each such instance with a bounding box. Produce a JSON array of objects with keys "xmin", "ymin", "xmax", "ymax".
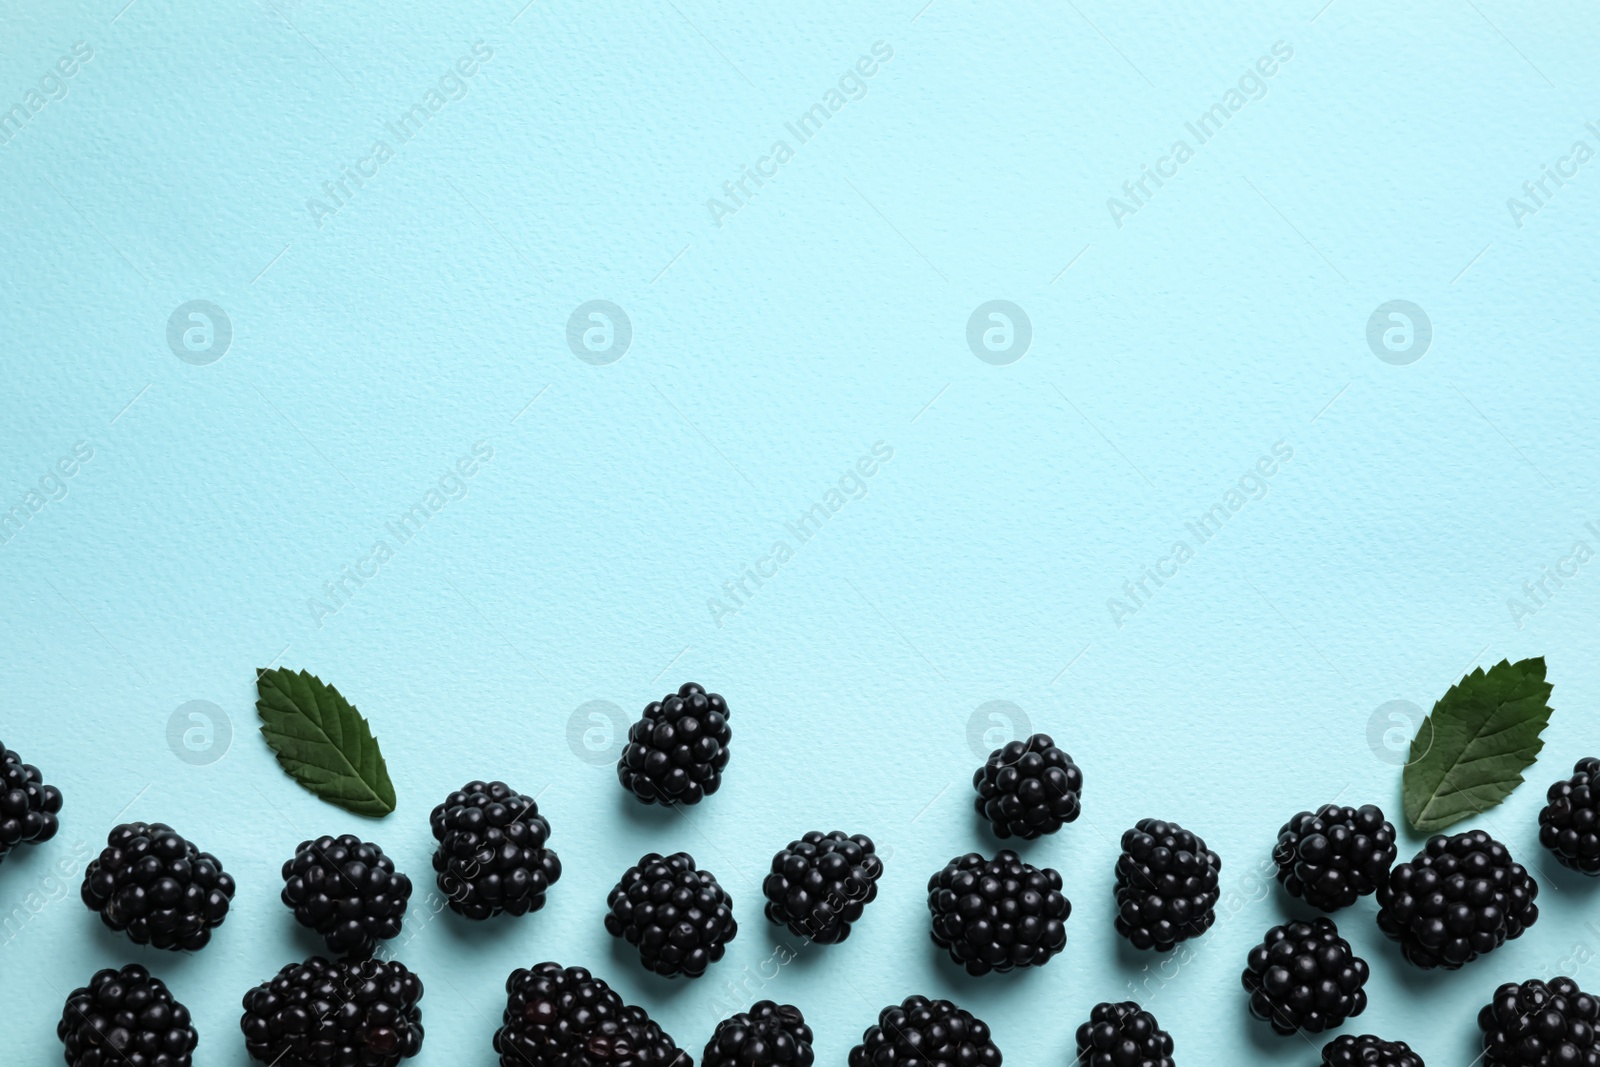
[
  {"xmin": 762, "ymin": 831, "xmax": 883, "ymax": 944},
  {"xmin": 605, "ymin": 852, "xmax": 737, "ymax": 978},
  {"xmin": 1074, "ymin": 1002, "xmax": 1173, "ymax": 1067},
  {"xmin": 847, "ymin": 996, "xmax": 1002, "ymax": 1067},
  {"xmin": 240, "ymin": 956, "xmax": 423, "ymax": 1067},
  {"xmin": 1540, "ymin": 758, "xmax": 1600, "ymax": 874},
  {"xmin": 430, "ymin": 780, "xmax": 561, "ymax": 920},
  {"xmin": 1376, "ymin": 829, "xmax": 1538, "ymax": 970},
  {"xmin": 1273, "ymin": 803, "xmax": 1398, "ymax": 912},
  {"xmin": 973, "ymin": 732, "xmax": 1083, "ymax": 840},
  {"xmin": 1242, "ymin": 917, "xmax": 1369, "ymax": 1035},
  {"xmin": 1114, "ymin": 818, "xmax": 1221, "ymax": 951},
  {"xmin": 58, "ymin": 964, "xmax": 198, "ymax": 1067},
  {"xmin": 0, "ymin": 740, "xmax": 62, "ymax": 863},
  {"xmin": 493, "ymin": 962, "xmax": 690, "ymax": 1067},
  {"xmin": 81, "ymin": 822, "xmax": 235, "ymax": 951},
  {"xmin": 618, "ymin": 682, "xmax": 731, "ymax": 805},
  {"xmin": 1479, "ymin": 976, "xmax": 1600, "ymax": 1067},
  {"xmin": 928, "ymin": 850, "xmax": 1069, "ymax": 974},
  {"xmin": 282, "ymin": 835, "xmax": 412, "ymax": 957},
  {"xmin": 704, "ymin": 1001, "xmax": 814, "ymax": 1067},
  {"xmin": 1322, "ymin": 1035, "xmax": 1425, "ymax": 1067}
]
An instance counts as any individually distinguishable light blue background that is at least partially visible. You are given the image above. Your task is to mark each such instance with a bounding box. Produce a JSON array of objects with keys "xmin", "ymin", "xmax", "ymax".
[{"xmin": 3, "ymin": 0, "xmax": 1600, "ymax": 1062}]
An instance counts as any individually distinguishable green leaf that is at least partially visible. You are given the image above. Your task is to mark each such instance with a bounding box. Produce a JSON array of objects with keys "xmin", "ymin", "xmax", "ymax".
[
  {"xmin": 255, "ymin": 667, "xmax": 396, "ymax": 817},
  {"xmin": 1402, "ymin": 656, "xmax": 1553, "ymax": 832}
]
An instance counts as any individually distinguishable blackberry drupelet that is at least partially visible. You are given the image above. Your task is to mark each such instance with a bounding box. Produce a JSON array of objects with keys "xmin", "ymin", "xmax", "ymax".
[
  {"xmin": 847, "ymin": 996, "xmax": 1002, "ymax": 1067},
  {"xmin": 1376, "ymin": 829, "xmax": 1538, "ymax": 970},
  {"xmin": 1242, "ymin": 917, "xmax": 1369, "ymax": 1035},
  {"xmin": 1273, "ymin": 803, "xmax": 1398, "ymax": 912},
  {"xmin": 58, "ymin": 964, "xmax": 198, "ymax": 1067},
  {"xmin": 1114, "ymin": 818, "xmax": 1221, "ymax": 952},
  {"xmin": 1322, "ymin": 1035, "xmax": 1426, "ymax": 1067},
  {"xmin": 972, "ymin": 733, "xmax": 1083, "ymax": 840},
  {"xmin": 81, "ymin": 822, "xmax": 235, "ymax": 951},
  {"xmin": 240, "ymin": 956, "xmax": 423, "ymax": 1067},
  {"xmin": 704, "ymin": 1001, "xmax": 814, "ymax": 1067},
  {"xmin": 762, "ymin": 831, "xmax": 883, "ymax": 944},
  {"xmin": 618, "ymin": 682, "xmax": 731, "ymax": 806},
  {"xmin": 1479, "ymin": 977, "xmax": 1600, "ymax": 1067},
  {"xmin": 430, "ymin": 780, "xmax": 561, "ymax": 920},
  {"xmin": 493, "ymin": 962, "xmax": 690, "ymax": 1067},
  {"xmin": 1540, "ymin": 758, "xmax": 1600, "ymax": 874},
  {"xmin": 927, "ymin": 850, "xmax": 1069, "ymax": 974},
  {"xmin": 606, "ymin": 852, "xmax": 737, "ymax": 978},
  {"xmin": 282, "ymin": 835, "xmax": 412, "ymax": 957},
  {"xmin": 1074, "ymin": 1002, "xmax": 1174, "ymax": 1067},
  {"xmin": 0, "ymin": 740, "xmax": 61, "ymax": 863}
]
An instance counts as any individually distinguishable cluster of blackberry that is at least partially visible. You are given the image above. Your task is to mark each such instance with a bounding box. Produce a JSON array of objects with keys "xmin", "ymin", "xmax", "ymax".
[{"xmin": 27, "ymin": 687, "xmax": 1600, "ymax": 1066}]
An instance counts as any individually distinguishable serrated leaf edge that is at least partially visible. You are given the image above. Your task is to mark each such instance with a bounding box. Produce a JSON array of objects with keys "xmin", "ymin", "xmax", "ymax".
[{"xmin": 255, "ymin": 667, "xmax": 397, "ymax": 817}]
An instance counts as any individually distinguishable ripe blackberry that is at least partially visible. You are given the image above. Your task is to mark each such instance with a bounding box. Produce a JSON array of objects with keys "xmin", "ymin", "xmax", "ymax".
[
  {"xmin": 1114, "ymin": 818, "xmax": 1221, "ymax": 951},
  {"xmin": 1074, "ymin": 1002, "xmax": 1173, "ymax": 1067},
  {"xmin": 1540, "ymin": 758, "xmax": 1600, "ymax": 874},
  {"xmin": 973, "ymin": 732, "xmax": 1083, "ymax": 840},
  {"xmin": 58, "ymin": 964, "xmax": 198, "ymax": 1067},
  {"xmin": 0, "ymin": 740, "xmax": 61, "ymax": 863},
  {"xmin": 847, "ymin": 996, "xmax": 1002, "ymax": 1067},
  {"xmin": 282, "ymin": 835, "xmax": 412, "ymax": 957},
  {"xmin": 1322, "ymin": 1035, "xmax": 1425, "ymax": 1067},
  {"xmin": 1242, "ymin": 917, "xmax": 1369, "ymax": 1035},
  {"xmin": 928, "ymin": 850, "xmax": 1069, "ymax": 974},
  {"xmin": 618, "ymin": 682, "xmax": 731, "ymax": 805},
  {"xmin": 762, "ymin": 831, "xmax": 883, "ymax": 944},
  {"xmin": 1376, "ymin": 829, "xmax": 1538, "ymax": 970},
  {"xmin": 493, "ymin": 962, "xmax": 690, "ymax": 1067},
  {"xmin": 240, "ymin": 956, "xmax": 423, "ymax": 1067},
  {"xmin": 1479, "ymin": 976, "xmax": 1600, "ymax": 1067},
  {"xmin": 605, "ymin": 852, "xmax": 737, "ymax": 978},
  {"xmin": 430, "ymin": 780, "xmax": 561, "ymax": 920},
  {"xmin": 704, "ymin": 1002, "xmax": 814, "ymax": 1067},
  {"xmin": 1273, "ymin": 803, "xmax": 1398, "ymax": 912},
  {"xmin": 81, "ymin": 822, "xmax": 235, "ymax": 951}
]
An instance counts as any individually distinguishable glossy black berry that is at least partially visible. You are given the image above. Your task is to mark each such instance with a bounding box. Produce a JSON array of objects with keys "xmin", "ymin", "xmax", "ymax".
[
  {"xmin": 1273, "ymin": 803, "xmax": 1397, "ymax": 911},
  {"xmin": 493, "ymin": 962, "xmax": 690, "ymax": 1067},
  {"xmin": 928, "ymin": 850, "xmax": 1069, "ymax": 974},
  {"xmin": 240, "ymin": 956, "xmax": 423, "ymax": 1067},
  {"xmin": 58, "ymin": 964, "xmax": 197, "ymax": 1067},
  {"xmin": 1074, "ymin": 1001, "xmax": 1173, "ymax": 1067},
  {"xmin": 618, "ymin": 682, "xmax": 731, "ymax": 805},
  {"xmin": 763, "ymin": 831, "xmax": 883, "ymax": 944},
  {"xmin": 704, "ymin": 1001, "xmax": 813, "ymax": 1067},
  {"xmin": 430, "ymin": 780, "xmax": 561, "ymax": 920},
  {"xmin": 1322, "ymin": 1034, "xmax": 1425, "ymax": 1067},
  {"xmin": 81, "ymin": 822, "xmax": 235, "ymax": 951},
  {"xmin": 1376, "ymin": 829, "xmax": 1538, "ymax": 969},
  {"xmin": 847, "ymin": 996, "xmax": 1001, "ymax": 1067},
  {"xmin": 0, "ymin": 740, "xmax": 61, "ymax": 863},
  {"xmin": 606, "ymin": 852, "xmax": 737, "ymax": 978},
  {"xmin": 1540, "ymin": 758, "xmax": 1600, "ymax": 874},
  {"xmin": 1114, "ymin": 818, "xmax": 1221, "ymax": 951},
  {"xmin": 1242, "ymin": 917, "xmax": 1369, "ymax": 1035},
  {"xmin": 282, "ymin": 835, "xmax": 412, "ymax": 958},
  {"xmin": 1479, "ymin": 976, "xmax": 1600, "ymax": 1066},
  {"xmin": 973, "ymin": 733, "xmax": 1082, "ymax": 840}
]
